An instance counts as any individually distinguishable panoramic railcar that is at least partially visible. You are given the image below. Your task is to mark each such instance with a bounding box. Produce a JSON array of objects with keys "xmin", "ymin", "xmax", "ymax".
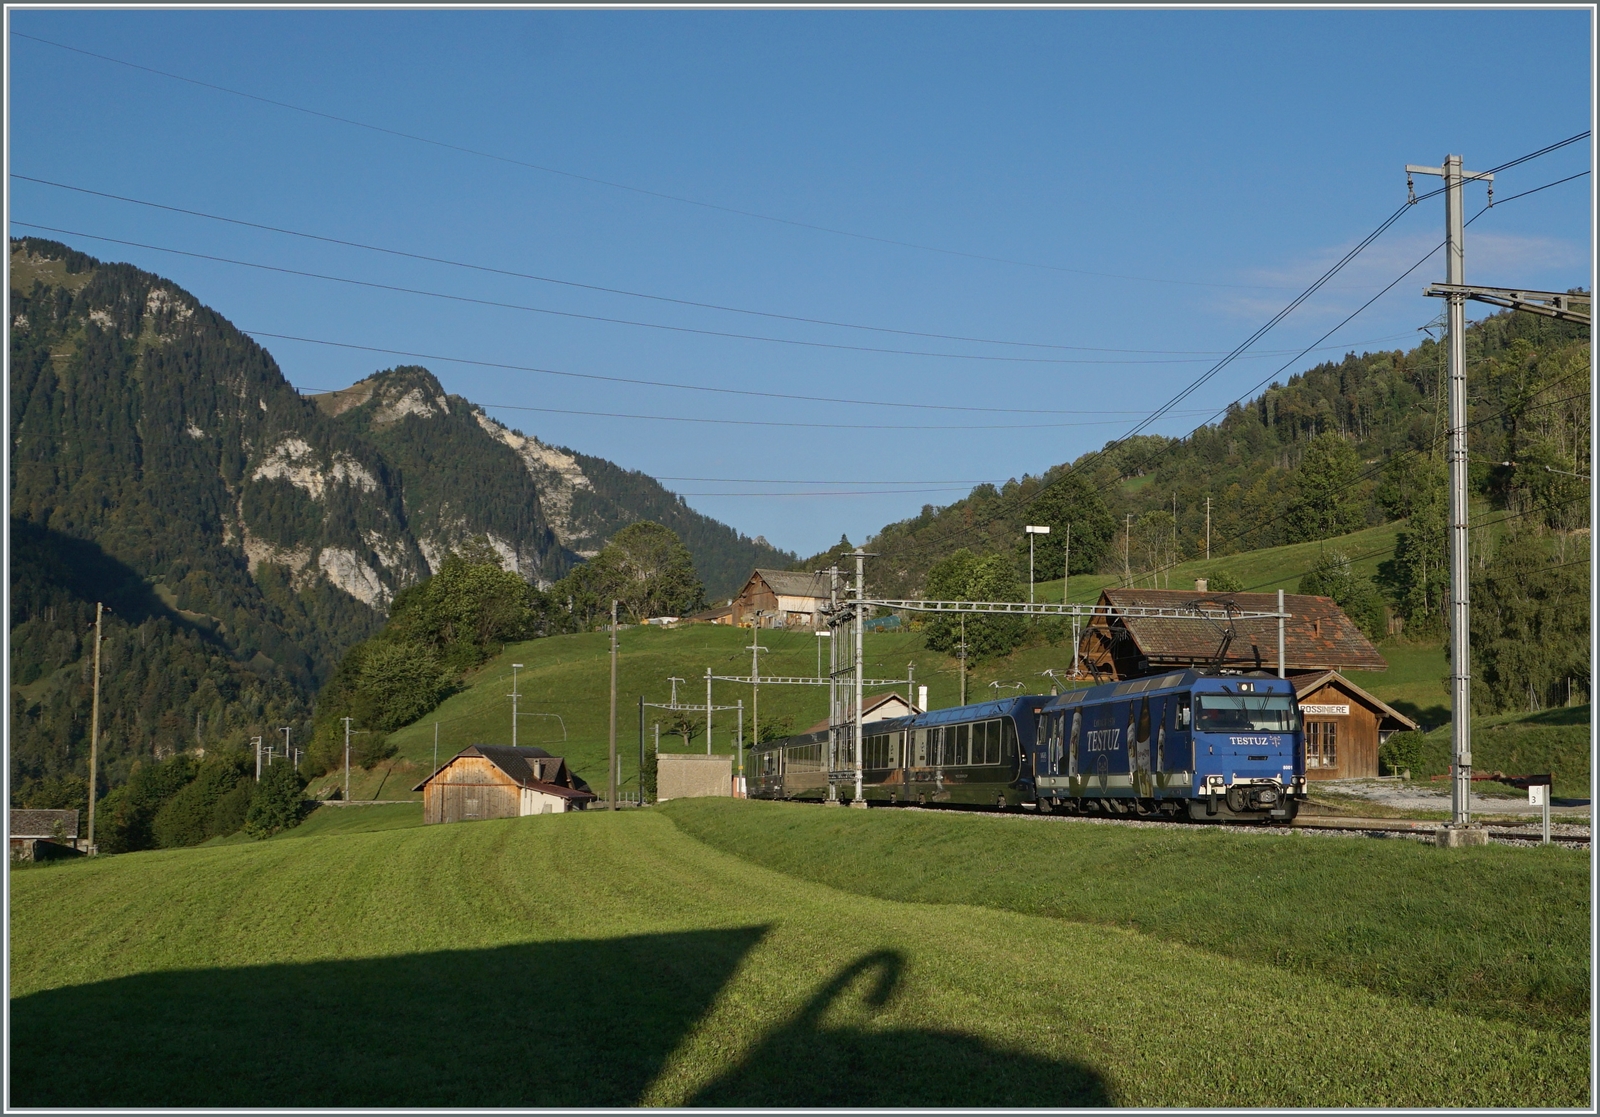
[{"xmin": 750, "ymin": 670, "xmax": 1305, "ymax": 822}]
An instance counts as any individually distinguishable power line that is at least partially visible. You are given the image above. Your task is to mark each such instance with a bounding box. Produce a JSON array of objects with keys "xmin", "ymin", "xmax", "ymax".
[
  {"xmin": 14, "ymin": 173, "xmax": 1383, "ymax": 357},
  {"xmin": 263, "ymin": 333, "xmax": 1224, "ymax": 417},
  {"xmin": 13, "ymin": 220, "xmax": 1327, "ymax": 368},
  {"xmin": 12, "ymin": 29, "xmax": 1390, "ymax": 294},
  {"xmin": 871, "ymin": 155, "xmax": 1590, "ymax": 570}
]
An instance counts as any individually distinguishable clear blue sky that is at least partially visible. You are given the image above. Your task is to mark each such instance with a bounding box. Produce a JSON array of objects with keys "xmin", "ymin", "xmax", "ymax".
[{"xmin": 7, "ymin": 9, "xmax": 1592, "ymax": 557}]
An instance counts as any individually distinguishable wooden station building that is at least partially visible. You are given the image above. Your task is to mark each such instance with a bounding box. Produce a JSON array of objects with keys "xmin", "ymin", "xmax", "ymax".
[
  {"xmin": 1293, "ymin": 670, "xmax": 1419, "ymax": 781},
  {"xmin": 1077, "ymin": 588, "xmax": 1412, "ymax": 779},
  {"xmin": 413, "ymin": 745, "xmax": 596, "ymax": 824}
]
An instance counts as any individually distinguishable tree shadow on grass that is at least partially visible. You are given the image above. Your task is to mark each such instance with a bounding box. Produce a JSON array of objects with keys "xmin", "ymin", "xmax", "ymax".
[
  {"xmin": 690, "ymin": 950, "xmax": 1112, "ymax": 1107},
  {"xmin": 10, "ymin": 927, "xmax": 768, "ymax": 1108}
]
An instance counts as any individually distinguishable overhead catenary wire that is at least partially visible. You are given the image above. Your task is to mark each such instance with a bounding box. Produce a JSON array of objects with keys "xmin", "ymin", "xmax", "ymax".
[
  {"xmin": 13, "ymin": 29, "xmax": 1415, "ymax": 294},
  {"xmin": 10, "ymin": 221, "xmax": 1329, "ymax": 368},
  {"xmin": 872, "ymin": 156, "xmax": 1590, "ymax": 568},
  {"xmin": 13, "ymin": 173, "xmax": 1403, "ymax": 357},
  {"xmin": 264, "ymin": 333, "xmax": 1223, "ymax": 418}
]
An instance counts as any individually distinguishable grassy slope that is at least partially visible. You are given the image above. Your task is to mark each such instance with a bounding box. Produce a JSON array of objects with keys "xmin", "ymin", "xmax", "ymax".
[
  {"xmin": 10, "ymin": 808, "xmax": 1589, "ymax": 1107},
  {"xmin": 315, "ymin": 516, "xmax": 1588, "ymax": 802},
  {"xmin": 663, "ymin": 799, "xmax": 1589, "ymax": 1031}
]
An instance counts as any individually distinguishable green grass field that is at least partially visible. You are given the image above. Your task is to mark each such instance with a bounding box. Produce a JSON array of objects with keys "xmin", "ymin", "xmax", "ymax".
[{"xmin": 9, "ymin": 803, "xmax": 1590, "ymax": 1107}]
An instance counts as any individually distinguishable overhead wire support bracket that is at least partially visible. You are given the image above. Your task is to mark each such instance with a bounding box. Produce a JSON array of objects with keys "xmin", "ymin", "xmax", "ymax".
[
  {"xmin": 859, "ymin": 598, "xmax": 1287, "ymax": 622},
  {"xmin": 1423, "ymin": 283, "xmax": 1590, "ymax": 325}
]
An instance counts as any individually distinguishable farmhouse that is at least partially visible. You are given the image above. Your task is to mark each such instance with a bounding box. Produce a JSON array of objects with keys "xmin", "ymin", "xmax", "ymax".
[
  {"xmin": 1078, "ymin": 588, "xmax": 1387, "ymax": 680},
  {"xmin": 1295, "ymin": 670, "xmax": 1419, "ymax": 780},
  {"xmin": 413, "ymin": 745, "xmax": 596, "ymax": 824},
  {"xmin": 10, "ymin": 809, "xmax": 84, "ymax": 861},
  {"xmin": 731, "ymin": 569, "xmax": 829, "ymax": 628}
]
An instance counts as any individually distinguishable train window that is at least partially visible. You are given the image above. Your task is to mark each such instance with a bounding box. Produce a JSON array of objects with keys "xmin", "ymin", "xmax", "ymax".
[
  {"xmin": 1196, "ymin": 695, "xmax": 1298, "ymax": 733},
  {"xmin": 952, "ymin": 723, "xmax": 969, "ymax": 765},
  {"xmin": 1173, "ymin": 693, "xmax": 1191, "ymax": 730},
  {"xmin": 1000, "ymin": 718, "xmax": 1018, "ymax": 760}
]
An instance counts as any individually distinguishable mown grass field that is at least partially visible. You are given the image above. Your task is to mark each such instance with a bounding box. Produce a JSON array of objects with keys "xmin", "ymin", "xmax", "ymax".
[{"xmin": 9, "ymin": 803, "xmax": 1590, "ymax": 1107}]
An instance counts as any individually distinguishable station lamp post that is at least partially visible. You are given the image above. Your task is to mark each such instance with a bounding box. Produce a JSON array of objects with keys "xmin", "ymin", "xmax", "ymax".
[{"xmin": 1024, "ymin": 525, "xmax": 1051, "ymax": 604}]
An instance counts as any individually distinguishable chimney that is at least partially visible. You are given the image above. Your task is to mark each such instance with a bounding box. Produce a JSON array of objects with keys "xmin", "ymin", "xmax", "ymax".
[
  {"xmin": 918, "ymin": 684, "xmax": 929, "ymax": 711},
  {"xmin": 1195, "ymin": 578, "xmax": 1208, "ymax": 593}
]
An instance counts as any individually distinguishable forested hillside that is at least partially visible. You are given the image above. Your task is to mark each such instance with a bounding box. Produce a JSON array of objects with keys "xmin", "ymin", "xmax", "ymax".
[
  {"xmin": 838, "ymin": 309, "xmax": 1588, "ymax": 597},
  {"xmin": 805, "ymin": 307, "xmax": 1589, "ymax": 712},
  {"xmin": 9, "ymin": 237, "xmax": 792, "ymax": 809}
]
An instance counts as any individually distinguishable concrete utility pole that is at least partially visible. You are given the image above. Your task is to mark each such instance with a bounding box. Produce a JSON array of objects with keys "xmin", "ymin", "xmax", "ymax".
[
  {"xmin": 638, "ymin": 696, "xmax": 645, "ymax": 805},
  {"xmin": 253, "ymin": 735, "xmax": 263, "ymax": 781},
  {"xmin": 736, "ymin": 699, "xmax": 745, "ymax": 792},
  {"xmin": 1025, "ymin": 525, "xmax": 1049, "ymax": 604},
  {"xmin": 1277, "ymin": 589, "xmax": 1286, "ymax": 679},
  {"xmin": 827, "ymin": 565, "xmax": 840, "ymax": 800},
  {"xmin": 1205, "ymin": 497, "xmax": 1212, "ymax": 561},
  {"xmin": 509, "ymin": 663, "xmax": 523, "ymax": 748},
  {"xmin": 281, "ymin": 726, "xmax": 291, "ymax": 771},
  {"xmin": 342, "ymin": 716, "xmax": 353, "ymax": 801},
  {"xmin": 958, "ymin": 614, "xmax": 967, "ymax": 706},
  {"xmin": 1063, "ymin": 523, "xmax": 1071, "ymax": 602},
  {"xmin": 705, "ymin": 668, "xmax": 714, "ymax": 756},
  {"xmin": 747, "ymin": 634, "xmax": 768, "ymax": 753},
  {"xmin": 851, "ymin": 549, "xmax": 869, "ymax": 806},
  {"xmin": 1406, "ymin": 154, "xmax": 1493, "ymax": 830},
  {"xmin": 1124, "ymin": 514, "xmax": 1133, "ymax": 586},
  {"xmin": 87, "ymin": 602, "xmax": 103, "ymax": 853},
  {"xmin": 608, "ymin": 600, "xmax": 618, "ymax": 810}
]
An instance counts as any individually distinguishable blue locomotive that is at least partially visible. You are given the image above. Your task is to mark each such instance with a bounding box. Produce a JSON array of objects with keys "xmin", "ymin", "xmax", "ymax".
[{"xmin": 749, "ymin": 670, "xmax": 1305, "ymax": 822}]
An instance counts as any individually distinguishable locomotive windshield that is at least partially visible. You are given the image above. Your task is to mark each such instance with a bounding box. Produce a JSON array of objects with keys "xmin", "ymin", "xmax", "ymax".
[{"xmin": 1194, "ymin": 694, "xmax": 1298, "ymax": 733}]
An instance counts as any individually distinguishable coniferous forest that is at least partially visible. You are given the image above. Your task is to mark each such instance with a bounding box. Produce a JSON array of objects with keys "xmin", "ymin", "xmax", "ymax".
[{"xmin": 8, "ymin": 236, "xmax": 791, "ymax": 833}]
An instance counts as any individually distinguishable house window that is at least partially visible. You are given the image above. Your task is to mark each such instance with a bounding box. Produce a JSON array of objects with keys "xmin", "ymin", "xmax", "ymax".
[{"xmin": 1305, "ymin": 721, "xmax": 1339, "ymax": 769}]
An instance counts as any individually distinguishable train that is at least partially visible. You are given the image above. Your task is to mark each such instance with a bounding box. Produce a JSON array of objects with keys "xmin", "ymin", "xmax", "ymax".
[{"xmin": 749, "ymin": 669, "xmax": 1306, "ymax": 822}]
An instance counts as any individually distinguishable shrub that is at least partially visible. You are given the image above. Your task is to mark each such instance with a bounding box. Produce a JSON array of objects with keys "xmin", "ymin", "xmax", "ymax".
[
  {"xmin": 246, "ymin": 759, "xmax": 308, "ymax": 839},
  {"xmin": 1205, "ymin": 570, "xmax": 1244, "ymax": 593},
  {"xmin": 1379, "ymin": 731, "xmax": 1426, "ymax": 777}
]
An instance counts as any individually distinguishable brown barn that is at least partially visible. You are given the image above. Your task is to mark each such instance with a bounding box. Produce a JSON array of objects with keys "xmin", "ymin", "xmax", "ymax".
[
  {"xmin": 9, "ymin": 809, "xmax": 84, "ymax": 861},
  {"xmin": 731, "ymin": 569, "xmax": 829, "ymax": 628},
  {"xmin": 1079, "ymin": 588, "xmax": 1387, "ymax": 680},
  {"xmin": 413, "ymin": 745, "xmax": 596, "ymax": 824},
  {"xmin": 1295, "ymin": 670, "xmax": 1419, "ymax": 780}
]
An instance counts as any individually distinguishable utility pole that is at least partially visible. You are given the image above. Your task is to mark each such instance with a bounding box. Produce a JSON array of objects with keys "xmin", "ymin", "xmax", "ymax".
[
  {"xmin": 1277, "ymin": 589, "xmax": 1286, "ymax": 680},
  {"xmin": 736, "ymin": 699, "xmax": 744, "ymax": 793},
  {"xmin": 638, "ymin": 697, "xmax": 645, "ymax": 806},
  {"xmin": 1124, "ymin": 514, "xmax": 1133, "ymax": 587},
  {"xmin": 608, "ymin": 600, "xmax": 618, "ymax": 810},
  {"xmin": 1063, "ymin": 523, "xmax": 1071, "ymax": 603},
  {"xmin": 705, "ymin": 668, "xmax": 714, "ymax": 756},
  {"xmin": 1406, "ymin": 153, "xmax": 1493, "ymax": 831},
  {"xmin": 87, "ymin": 602, "xmax": 103, "ymax": 853},
  {"xmin": 958, "ymin": 614, "xmax": 967, "ymax": 706},
  {"xmin": 281, "ymin": 726, "xmax": 291, "ymax": 771},
  {"xmin": 747, "ymin": 634, "xmax": 768, "ymax": 752},
  {"xmin": 827, "ymin": 566, "xmax": 840, "ymax": 801},
  {"xmin": 851, "ymin": 548, "xmax": 870, "ymax": 806},
  {"xmin": 432, "ymin": 722, "xmax": 439, "ymax": 781},
  {"xmin": 342, "ymin": 716, "xmax": 353, "ymax": 801},
  {"xmin": 1205, "ymin": 497, "xmax": 1212, "ymax": 562},
  {"xmin": 509, "ymin": 663, "xmax": 523, "ymax": 748},
  {"xmin": 253, "ymin": 735, "xmax": 263, "ymax": 781},
  {"xmin": 1025, "ymin": 525, "xmax": 1049, "ymax": 604}
]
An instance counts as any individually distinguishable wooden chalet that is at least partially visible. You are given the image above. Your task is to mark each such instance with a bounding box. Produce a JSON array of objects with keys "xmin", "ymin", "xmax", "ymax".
[
  {"xmin": 732, "ymin": 569, "xmax": 829, "ymax": 628},
  {"xmin": 413, "ymin": 745, "xmax": 596, "ymax": 824},
  {"xmin": 1079, "ymin": 588, "xmax": 1387, "ymax": 681},
  {"xmin": 1295, "ymin": 670, "xmax": 1419, "ymax": 781}
]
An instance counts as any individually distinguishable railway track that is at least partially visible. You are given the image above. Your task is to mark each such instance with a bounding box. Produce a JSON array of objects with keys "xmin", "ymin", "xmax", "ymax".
[{"xmin": 889, "ymin": 802, "xmax": 1591, "ymax": 846}]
